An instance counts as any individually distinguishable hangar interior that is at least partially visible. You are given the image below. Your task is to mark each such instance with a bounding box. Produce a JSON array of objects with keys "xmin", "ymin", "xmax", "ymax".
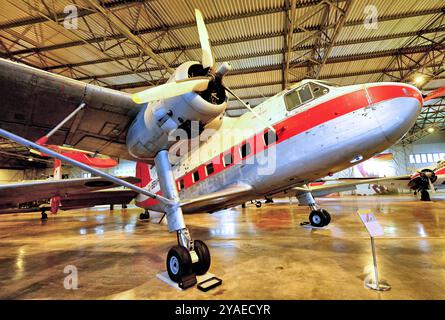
[{"xmin": 0, "ymin": 0, "xmax": 444, "ymax": 299}]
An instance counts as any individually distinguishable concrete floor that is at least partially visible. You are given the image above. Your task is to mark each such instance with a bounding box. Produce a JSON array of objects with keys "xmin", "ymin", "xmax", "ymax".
[{"xmin": 0, "ymin": 194, "xmax": 444, "ymax": 300}]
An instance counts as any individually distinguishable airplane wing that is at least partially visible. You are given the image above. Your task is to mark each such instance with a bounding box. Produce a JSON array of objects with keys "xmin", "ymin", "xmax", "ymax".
[
  {"xmin": 0, "ymin": 58, "xmax": 142, "ymax": 160},
  {"xmin": 180, "ymin": 184, "xmax": 253, "ymax": 213},
  {"xmin": 293, "ymin": 176, "xmax": 411, "ymax": 197},
  {"xmin": 0, "ymin": 176, "xmax": 139, "ymax": 209},
  {"xmin": 58, "ymin": 189, "xmax": 137, "ymax": 211}
]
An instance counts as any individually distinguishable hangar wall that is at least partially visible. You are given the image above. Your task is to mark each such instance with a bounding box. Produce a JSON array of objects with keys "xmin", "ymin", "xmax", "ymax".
[{"xmin": 0, "ymin": 169, "xmax": 24, "ymax": 183}]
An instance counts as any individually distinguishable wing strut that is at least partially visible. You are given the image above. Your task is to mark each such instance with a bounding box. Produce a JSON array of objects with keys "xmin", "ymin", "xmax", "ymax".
[
  {"xmin": 36, "ymin": 103, "xmax": 86, "ymax": 145},
  {"xmin": 0, "ymin": 128, "xmax": 176, "ymax": 206}
]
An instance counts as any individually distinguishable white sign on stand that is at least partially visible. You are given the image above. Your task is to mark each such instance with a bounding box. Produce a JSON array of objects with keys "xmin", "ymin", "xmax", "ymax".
[
  {"xmin": 359, "ymin": 212, "xmax": 384, "ymax": 237},
  {"xmin": 357, "ymin": 210, "xmax": 391, "ymax": 292}
]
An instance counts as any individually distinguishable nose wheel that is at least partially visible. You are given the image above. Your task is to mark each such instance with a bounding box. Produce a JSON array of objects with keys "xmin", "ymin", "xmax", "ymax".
[{"xmin": 309, "ymin": 209, "xmax": 331, "ymax": 227}]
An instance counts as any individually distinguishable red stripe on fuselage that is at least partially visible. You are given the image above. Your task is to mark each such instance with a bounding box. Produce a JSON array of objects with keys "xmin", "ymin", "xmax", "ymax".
[{"xmin": 136, "ymin": 84, "xmax": 420, "ymax": 208}]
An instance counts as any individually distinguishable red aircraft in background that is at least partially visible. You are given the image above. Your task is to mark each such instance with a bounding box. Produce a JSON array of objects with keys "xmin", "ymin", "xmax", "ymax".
[
  {"xmin": 0, "ymin": 104, "xmax": 129, "ymax": 218},
  {"xmin": 31, "ymin": 103, "xmax": 119, "ymax": 214}
]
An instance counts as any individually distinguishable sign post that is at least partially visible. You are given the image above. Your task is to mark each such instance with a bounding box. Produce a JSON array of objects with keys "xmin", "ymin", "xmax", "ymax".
[{"xmin": 358, "ymin": 210, "xmax": 391, "ymax": 291}]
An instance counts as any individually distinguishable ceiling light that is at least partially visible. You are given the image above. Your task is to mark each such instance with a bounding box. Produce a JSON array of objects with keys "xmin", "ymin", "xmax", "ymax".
[
  {"xmin": 414, "ymin": 75, "xmax": 424, "ymax": 85},
  {"xmin": 427, "ymin": 127, "xmax": 435, "ymax": 133}
]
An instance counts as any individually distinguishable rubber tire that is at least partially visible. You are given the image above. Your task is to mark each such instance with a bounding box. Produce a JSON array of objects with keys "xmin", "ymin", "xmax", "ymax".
[
  {"xmin": 166, "ymin": 245, "xmax": 193, "ymax": 283},
  {"xmin": 139, "ymin": 213, "xmax": 149, "ymax": 220},
  {"xmin": 193, "ymin": 240, "xmax": 211, "ymax": 275},
  {"xmin": 255, "ymin": 201, "xmax": 262, "ymax": 208},
  {"xmin": 420, "ymin": 190, "xmax": 431, "ymax": 201},
  {"xmin": 322, "ymin": 209, "xmax": 331, "ymax": 225},
  {"xmin": 309, "ymin": 210, "xmax": 327, "ymax": 227}
]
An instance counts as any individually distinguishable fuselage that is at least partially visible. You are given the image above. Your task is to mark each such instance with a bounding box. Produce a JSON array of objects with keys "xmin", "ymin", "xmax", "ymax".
[{"xmin": 135, "ymin": 80, "xmax": 422, "ymax": 212}]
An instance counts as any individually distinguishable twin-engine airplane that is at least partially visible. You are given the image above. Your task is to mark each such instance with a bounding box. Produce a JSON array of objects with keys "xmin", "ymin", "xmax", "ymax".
[
  {"xmin": 0, "ymin": 8, "xmax": 437, "ymax": 286},
  {"xmin": 373, "ymin": 160, "xmax": 445, "ymax": 201}
]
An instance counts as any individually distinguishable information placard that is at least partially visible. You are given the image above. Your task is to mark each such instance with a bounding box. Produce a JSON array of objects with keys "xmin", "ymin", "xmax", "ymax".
[{"xmin": 358, "ymin": 210, "xmax": 384, "ymax": 237}]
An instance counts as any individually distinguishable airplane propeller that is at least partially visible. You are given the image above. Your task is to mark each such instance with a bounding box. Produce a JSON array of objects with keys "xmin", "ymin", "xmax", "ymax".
[
  {"xmin": 131, "ymin": 8, "xmax": 275, "ymax": 133},
  {"xmin": 412, "ymin": 168, "xmax": 437, "ymax": 194},
  {"xmin": 132, "ymin": 78, "xmax": 211, "ymax": 104},
  {"xmin": 132, "ymin": 9, "xmax": 218, "ymax": 105},
  {"xmin": 195, "ymin": 8, "xmax": 214, "ymax": 69}
]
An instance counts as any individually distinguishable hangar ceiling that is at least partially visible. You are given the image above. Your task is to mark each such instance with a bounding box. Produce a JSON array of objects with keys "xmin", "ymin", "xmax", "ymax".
[{"xmin": 0, "ymin": 0, "xmax": 444, "ymax": 168}]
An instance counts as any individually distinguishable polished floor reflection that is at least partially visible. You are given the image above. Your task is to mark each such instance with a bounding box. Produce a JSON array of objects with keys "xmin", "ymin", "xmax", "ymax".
[{"xmin": 0, "ymin": 194, "xmax": 444, "ymax": 299}]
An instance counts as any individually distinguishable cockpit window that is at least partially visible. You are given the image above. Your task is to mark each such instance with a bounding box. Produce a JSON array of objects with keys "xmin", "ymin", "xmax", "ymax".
[{"xmin": 285, "ymin": 82, "xmax": 330, "ymax": 111}]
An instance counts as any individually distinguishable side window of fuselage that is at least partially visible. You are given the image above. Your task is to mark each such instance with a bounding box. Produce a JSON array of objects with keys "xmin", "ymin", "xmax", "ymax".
[{"xmin": 285, "ymin": 82, "xmax": 329, "ymax": 111}]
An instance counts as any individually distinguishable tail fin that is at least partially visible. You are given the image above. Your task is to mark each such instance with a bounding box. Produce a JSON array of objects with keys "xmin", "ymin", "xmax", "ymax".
[
  {"xmin": 53, "ymin": 159, "xmax": 62, "ymax": 180},
  {"xmin": 50, "ymin": 159, "xmax": 62, "ymax": 214},
  {"xmin": 136, "ymin": 162, "xmax": 152, "ymax": 187},
  {"xmin": 424, "ymin": 86, "xmax": 445, "ymax": 102}
]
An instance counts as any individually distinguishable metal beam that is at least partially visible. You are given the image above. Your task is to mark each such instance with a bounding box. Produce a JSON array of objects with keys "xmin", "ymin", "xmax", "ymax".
[
  {"xmin": 40, "ymin": 24, "xmax": 445, "ymax": 76},
  {"xmin": 8, "ymin": 6, "xmax": 444, "ymax": 57},
  {"xmin": 83, "ymin": 0, "xmax": 173, "ymax": 74},
  {"xmin": 0, "ymin": 0, "xmax": 146, "ymax": 30},
  {"xmin": 105, "ymin": 50, "xmax": 445, "ymax": 90},
  {"xmin": 282, "ymin": 0, "xmax": 297, "ymax": 89}
]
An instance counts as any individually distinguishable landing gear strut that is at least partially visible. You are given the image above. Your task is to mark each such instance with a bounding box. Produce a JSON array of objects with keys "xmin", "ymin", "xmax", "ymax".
[
  {"xmin": 296, "ymin": 189, "xmax": 331, "ymax": 228},
  {"xmin": 155, "ymin": 150, "xmax": 211, "ymax": 287}
]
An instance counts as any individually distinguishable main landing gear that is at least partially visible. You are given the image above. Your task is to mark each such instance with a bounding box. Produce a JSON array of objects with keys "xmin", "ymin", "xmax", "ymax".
[
  {"xmin": 40, "ymin": 209, "xmax": 48, "ymax": 221},
  {"xmin": 309, "ymin": 208, "xmax": 331, "ymax": 228},
  {"xmin": 166, "ymin": 233, "xmax": 211, "ymax": 283},
  {"xmin": 250, "ymin": 199, "xmax": 262, "ymax": 208},
  {"xmin": 420, "ymin": 189, "xmax": 431, "ymax": 201},
  {"xmin": 154, "ymin": 150, "xmax": 211, "ymax": 288},
  {"xmin": 296, "ymin": 189, "xmax": 331, "ymax": 228},
  {"xmin": 139, "ymin": 208, "xmax": 150, "ymax": 221}
]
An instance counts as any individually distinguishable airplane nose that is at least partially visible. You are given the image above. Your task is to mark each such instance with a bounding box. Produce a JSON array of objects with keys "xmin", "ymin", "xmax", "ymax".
[{"xmin": 372, "ymin": 85, "xmax": 422, "ymax": 144}]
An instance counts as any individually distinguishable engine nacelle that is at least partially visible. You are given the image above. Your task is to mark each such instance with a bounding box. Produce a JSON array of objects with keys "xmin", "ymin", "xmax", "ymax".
[{"xmin": 126, "ymin": 61, "xmax": 227, "ymax": 160}]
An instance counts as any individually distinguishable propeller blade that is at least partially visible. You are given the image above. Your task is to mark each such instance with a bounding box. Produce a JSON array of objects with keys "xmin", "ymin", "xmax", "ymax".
[
  {"xmin": 195, "ymin": 9, "xmax": 214, "ymax": 69},
  {"xmin": 428, "ymin": 177, "xmax": 436, "ymax": 194},
  {"xmin": 424, "ymin": 86, "xmax": 445, "ymax": 102},
  {"xmin": 132, "ymin": 78, "xmax": 210, "ymax": 104}
]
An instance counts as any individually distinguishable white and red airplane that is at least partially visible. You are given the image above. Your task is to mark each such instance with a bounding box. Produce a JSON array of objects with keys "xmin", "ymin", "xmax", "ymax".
[{"xmin": 0, "ymin": 9, "xmax": 441, "ymax": 287}]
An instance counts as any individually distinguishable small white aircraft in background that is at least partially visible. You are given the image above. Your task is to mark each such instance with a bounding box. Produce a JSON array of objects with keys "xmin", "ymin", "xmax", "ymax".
[{"xmin": 0, "ymin": 8, "xmax": 442, "ymax": 288}]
